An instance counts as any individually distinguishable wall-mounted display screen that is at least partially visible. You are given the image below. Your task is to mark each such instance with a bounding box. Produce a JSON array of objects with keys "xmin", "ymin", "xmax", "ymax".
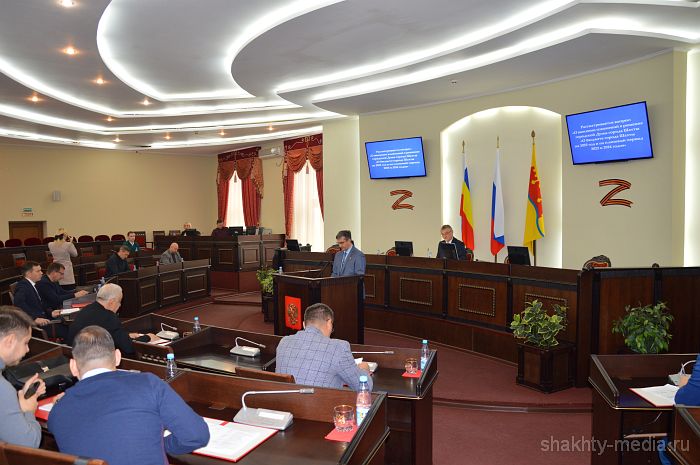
[{"xmin": 365, "ymin": 136, "xmax": 427, "ymax": 179}]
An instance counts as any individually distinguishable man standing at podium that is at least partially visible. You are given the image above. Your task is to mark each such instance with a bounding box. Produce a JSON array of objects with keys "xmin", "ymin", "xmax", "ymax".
[{"xmin": 331, "ymin": 230, "xmax": 365, "ymax": 277}]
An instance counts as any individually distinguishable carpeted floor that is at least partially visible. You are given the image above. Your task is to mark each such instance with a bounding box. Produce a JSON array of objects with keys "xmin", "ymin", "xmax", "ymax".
[{"xmin": 160, "ymin": 292, "xmax": 593, "ymax": 465}]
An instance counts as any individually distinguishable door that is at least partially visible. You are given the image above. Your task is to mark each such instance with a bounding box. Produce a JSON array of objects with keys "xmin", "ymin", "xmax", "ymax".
[{"xmin": 8, "ymin": 221, "xmax": 45, "ymax": 242}]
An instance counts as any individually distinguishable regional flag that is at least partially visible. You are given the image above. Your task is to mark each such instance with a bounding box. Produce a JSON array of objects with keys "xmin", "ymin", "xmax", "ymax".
[
  {"xmin": 490, "ymin": 149, "xmax": 506, "ymax": 256},
  {"xmin": 459, "ymin": 154, "xmax": 475, "ymax": 250},
  {"xmin": 523, "ymin": 142, "xmax": 545, "ymax": 251}
]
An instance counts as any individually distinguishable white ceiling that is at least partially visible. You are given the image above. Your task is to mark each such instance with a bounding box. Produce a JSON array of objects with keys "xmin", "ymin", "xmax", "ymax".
[{"xmin": 0, "ymin": 0, "xmax": 698, "ymax": 154}]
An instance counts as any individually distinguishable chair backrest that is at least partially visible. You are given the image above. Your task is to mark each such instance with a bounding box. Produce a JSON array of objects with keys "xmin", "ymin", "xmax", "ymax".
[
  {"xmin": 168, "ymin": 230, "xmax": 181, "ymax": 236},
  {"xmin": 0, "ymin": 240, "xmax": 3, "ymax": 248},
  {"xmin": 79, "ymin": 247, "xmax": 94, "ymax": 257},
  {"xmin": 77, "ymin": 235, "xmax": 93, "ymax": 243},
  {"xmin": 111, "ymin": 234, "xmax": 126, "ymax": 241},
  {"xmin": 43, "ymin": 237, "xmax": 55, "ymax": 244},
  {"xmin": 133, "ymin": 231, "xmax": 147, "ymax": 247},
  {"xmin": 583, "ymin": 255, "xmax": 612, "ymax": 270},
  {"xmin": 386, "ymin": 247, "xmax": 397, "ymax": 256},
  {"xmin": 96, "ymin": 262, "xmax": 107, "ymax": 280},
  {"xmin": 94, "ymin": 235, "xmax": 110, "ymax": 242},
  {"xmin": 234, "ymin": 366, "xmax": 295, "ymax": 383},
  {"xmin": 23, "ymin": 237, "xmax": 42, "ymax": 246},
  {"xmin": 5, "ymin": 238, "xmax": 22, "ymax": 247},
  {"xmin": 152, "ymin": 230, "xmax": 165, "ymax": 237},
  {"xmin": 8, "ymin": 282, "xmax": 18, "ymax": 304},
  {"xmin": 504, "ymin": 255, "xmax": 510, "ymax": 264},
  {"xmin": 465, "ymin": 248, "xmax": 474, "ymax": 262},
  {"xmin": 0, "ymin": 441, "xmax": 107, "ymax": 465},
  {"xmin": 325, "ymin": 244, "xmax": 341, "ymax": 255},
  {"xmin": 12, "ymin": 253, "xmax": 26, "ymax": 268},
  {"xmin": 45, "ymin": 251, "xmax": 54, "ymax": 264},
  {"xmin": 32, "ymin": 325, "xmax": 49, "ymax": 340}
]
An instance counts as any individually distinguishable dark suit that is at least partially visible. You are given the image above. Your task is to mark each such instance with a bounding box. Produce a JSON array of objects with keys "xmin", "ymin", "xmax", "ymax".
[
  {"xmin": 13, "ymin": 278, "xmax": 47, "ymax": 319},
  {"xmin": 331, "ymin": 246, "xmax": 366, "ymax": 277},
  {"xmin": 36, "ymin": 275, "xmax": 75, "ymax": 310},
  {"xmin": 105, "ymin": 254, "xmax": 129, "ymax": 278},
  {"xmin": 437, "ymin": 238, "xmax": 470, "ymax": 260},
  {"xmin": 67, "ymin": 301, "xmax": 139, "ymax": 356}
]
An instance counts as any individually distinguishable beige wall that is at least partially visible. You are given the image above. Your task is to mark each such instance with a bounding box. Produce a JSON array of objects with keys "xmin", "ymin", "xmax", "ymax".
[
  {"xmin": 346, "ymin": 51, "xmax": 688, "ymax": 268},
  {"xmin": 0, "ymin": 145, "xmax": 217, "ymax": 242},
  {"xmin": 259, "ymin": 155, "xmax": 285, "ymax": 234},
  {"xmin": 685, "ymin": 50, "xmax": 700, "ymax": 266}
]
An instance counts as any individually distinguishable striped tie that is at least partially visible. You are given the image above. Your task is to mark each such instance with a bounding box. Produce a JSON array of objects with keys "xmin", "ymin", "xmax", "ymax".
[{"xmin": 340, "ymin": 251, "xmax": 348, "ymax": 272}]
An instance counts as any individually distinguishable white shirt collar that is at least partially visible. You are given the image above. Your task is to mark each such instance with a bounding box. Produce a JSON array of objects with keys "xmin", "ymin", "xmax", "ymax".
[
  {"xmin": 81, "ymin": 367, "xmax": 113, "ymax": 380},
  {"xmin": 345, "ymin": 245, "xmax": 353, "ymax": 254},
  {"xmin": 25, "ymin": 277, "xmax": 37, "ymax": 288}
]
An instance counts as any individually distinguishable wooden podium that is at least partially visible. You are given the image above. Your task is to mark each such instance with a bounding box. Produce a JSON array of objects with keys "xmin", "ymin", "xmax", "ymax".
[{"xmin": 273, "ymin": 270, "xmax": 364, "ymax": 343}]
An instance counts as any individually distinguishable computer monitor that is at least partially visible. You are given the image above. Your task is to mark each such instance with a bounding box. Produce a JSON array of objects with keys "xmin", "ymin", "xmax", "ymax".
[
  {"xmin": 286, "ymin": 239, "xmax": 300, "ymax": 251},
  {"xmin": 245, "ymin": 226, "xmax": 257, "ymax": 235},
  {"xmin": 437, "ymin": 242, "xmax": 458, "ymax": 260},
  {"xmin": 395, "ymin": 241, "xmax": 413, "ymax": 257},
  {"xmin": 507, "ymin": 246, "xmax": 531, "ymax": 266},
  {"xmin": 228, "ymin": 226, "xmax": 244, "ymax": 236}
]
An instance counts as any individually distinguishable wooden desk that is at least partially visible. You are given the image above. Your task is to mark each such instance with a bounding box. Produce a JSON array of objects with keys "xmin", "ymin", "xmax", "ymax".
[
  {"xmin": 669, "ymin": 406, "xmax": 700, "ymax": 464},
  {"xmin": 168, "ymin": 370, "xmax": 388, "ymax": 465},
  {"xmin": 589, "ymin": 353, "xmax": 698, "ymax": 465}
]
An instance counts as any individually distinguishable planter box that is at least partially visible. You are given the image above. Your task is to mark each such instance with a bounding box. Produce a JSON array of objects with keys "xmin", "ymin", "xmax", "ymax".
[
  {"xmin": 516, "ymin": 341, "xmax": 575, "ymax": 393},
  {"xmin": 261, "ymin": 294, "xmax": 274, "ymax": 323}
]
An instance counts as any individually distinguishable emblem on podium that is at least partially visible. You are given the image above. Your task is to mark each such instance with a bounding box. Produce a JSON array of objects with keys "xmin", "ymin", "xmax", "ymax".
[{"xmin": 284, "ymin": 296, "xmax": 302, "ymax": 330}]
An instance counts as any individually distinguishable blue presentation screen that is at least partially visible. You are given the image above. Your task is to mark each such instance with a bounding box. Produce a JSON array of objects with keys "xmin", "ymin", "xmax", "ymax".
[
  {"xmin": 365, "ymin": 137, "xmax": 427, "ymax": 179},
  {"xmin": 566, "ymin": 101, "xmax": 653, "ymax": 165}
]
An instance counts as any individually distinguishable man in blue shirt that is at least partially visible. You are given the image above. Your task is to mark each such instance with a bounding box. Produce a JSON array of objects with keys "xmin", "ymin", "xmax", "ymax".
[
  {"xmin": 676, "ymin": 354, "xmax": 700, "ymax": 405},
  {"xmin": 49, "ymin": 325, "xmax": 209, "ymax": 465}
]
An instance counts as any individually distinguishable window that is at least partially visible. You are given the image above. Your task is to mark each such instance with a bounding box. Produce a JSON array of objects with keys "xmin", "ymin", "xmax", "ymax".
[
  {"xmin": 292, "ymin": 161, "xmax": 324, "ymax": 251},
  {"xmin": 226, "ymin": 171, "xmax": 245, "ymax": 227}
]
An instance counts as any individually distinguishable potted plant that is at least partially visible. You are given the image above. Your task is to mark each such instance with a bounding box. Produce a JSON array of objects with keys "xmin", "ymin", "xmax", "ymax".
[
  {"xmin": 510, "ymin": 300, "xmax": 574, "ymax": 393},
  {"xmin": 256, "ymin": 268, "xmax": 275, "ymax": 322},
  {"xmin": 612, "ymin": 302, "xmax": 673, "ymax": 354}
]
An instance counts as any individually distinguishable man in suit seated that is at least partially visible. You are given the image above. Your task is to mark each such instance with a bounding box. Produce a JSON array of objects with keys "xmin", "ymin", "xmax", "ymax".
[
  {"xmin": 160, "ymin": 242, "xmax": 183, "ymax": 264},
  {"xmin": 275, "ymin": 303, "xmax": 372, "ymax": 391},
  {"xmin": 331, "ymin": 230, "xmax": 366, "ymax": 277},
  {"xmin": 13, "ymin": 261, "xmax": 53, "ymax": 327},
  {"xmin": 181, "ymin": 222, "xmax": 200, "ymax": 237},
  {"xmin": 436, "ymin": 224, "xmax": 470, "ymax": 260},
  {"xmin": 105, "ymin": 246, "xmax": 130, "ymax": 278},
  {"xmin": 0, "ymin": 306, "xmax": 45, "ymax": 448},
  {"xmin": 36, "ymin": 262, "xmax": 89, "ymax": 311},
  {"xmin": 67, "ymin": 284, "xmax": 156, "ymax": 357},
  {"xmin": 122, "ymin": 231, "xmax": 140, "ymax": 253},
  {"xmin": 49, "ymin": 325, "xmax": 209, "ymax": 465}
]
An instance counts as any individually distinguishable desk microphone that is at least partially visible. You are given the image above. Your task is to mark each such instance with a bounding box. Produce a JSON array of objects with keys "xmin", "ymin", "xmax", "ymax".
[
  {"xmin": 234, "ymin": 388, "xmax": 314, "ymax": 430},
  {"xmin": 669, "ymin": 359, "xmax": 696, "ymax": 385},
  {"xmin": 156, "ymin": 323, "xmax": 180, "ymax": 340},
  {"xmin": 230, "ymin": 337, "xmax": 266, "ymax": 357}
]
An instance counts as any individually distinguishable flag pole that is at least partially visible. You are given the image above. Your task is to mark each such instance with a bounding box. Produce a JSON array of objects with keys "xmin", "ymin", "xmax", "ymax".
[
  {"xmin": 531, "ymin": 130, "xmax": 537, "ymax": 267},
  {"xmin": 494, "ymin": 136, "xmax": 500, "ymax": 264}
]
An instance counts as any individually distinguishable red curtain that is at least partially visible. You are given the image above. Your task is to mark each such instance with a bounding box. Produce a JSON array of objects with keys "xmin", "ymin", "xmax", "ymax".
[
  {"xmin": 282, "ymin": 134, "xmax": 323, "ymax": 236},
  {"xmin": 217, "ymin": 147, "xmax": 263, "ymax": 225}
]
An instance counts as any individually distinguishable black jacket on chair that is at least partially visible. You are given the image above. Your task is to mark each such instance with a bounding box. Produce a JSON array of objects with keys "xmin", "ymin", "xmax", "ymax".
[
  {"xmin": 13, "ymin": 278, "xmax": 49, "ymax": 320},
  {"xmin": 36, "ymin": 275, "xmax": 75, "ymax": 310}
]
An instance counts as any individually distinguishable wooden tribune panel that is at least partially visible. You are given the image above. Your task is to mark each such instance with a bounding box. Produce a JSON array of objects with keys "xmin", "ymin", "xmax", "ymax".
[
  {"xmin": 183, "ymin": 259, "xmax": 209, "ymax": 300},
  {"xmin": 158, "ymin": 262, "xmax": 183, "ymax": 306}
]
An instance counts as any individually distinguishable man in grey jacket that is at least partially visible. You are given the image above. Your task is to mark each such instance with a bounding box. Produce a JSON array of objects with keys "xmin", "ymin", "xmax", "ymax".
[
  {"xmin": 331, "ymin": 230, "xmax": 366, "ymax": 277},
  {"xmin": 160, "ymin": 242, "xmax": 183, "ymax": 264},
  {"xmin": 0, "ymin": 306, "xmax": 45, "ymax": 447},
  {"xmin": 275, "ymin": 303, "xmax": 372, "ymax": 391}
]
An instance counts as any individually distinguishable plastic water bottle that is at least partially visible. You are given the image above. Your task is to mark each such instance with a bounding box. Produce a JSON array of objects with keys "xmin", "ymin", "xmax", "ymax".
[
  {"xmin": 193, "ymin": 316, "xmax": 201, "ymax": 333},
  {"xmin": 420, "ymin": 339, "xmax": 430, "ymax": 371},
  {"xmin": 165, "ymin": 353, "xmax": 177, "ymax": 380},
  {"xmin": 356, "ymin": 376, "xmax": 372, "ymax": 427},
  {"xmin": 278, "ymin": 266, "xmax": 283, "ymax": 274},
  {"xmin": 427, "ymin": 248, "xmax": 431, "ymax": 258}
]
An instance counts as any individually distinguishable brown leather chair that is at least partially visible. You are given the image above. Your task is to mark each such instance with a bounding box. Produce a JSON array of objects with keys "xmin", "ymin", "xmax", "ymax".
[
  {"xmin": 8, "ymin": 282, "xmax": 17, "ymax": 304},
  {"xmin": 43, "ymin": 237, "xmax": 55, "ymax": 244},
  {"xmin": 386, "ymin": 247, "xmax": 397, "ymax": 256},
  {"xmin": 325, "ymin": 244, "xmax": 341, "ymax": 255},
  {"xmin": 234, "ymin": 366, "xmax": 295, "ymax": 383},
  {"xmin": 5, "ymin": 238, "xmax": 22, "ymax": 247},
  {"xmin": 111, "ymin": 234, "xmax": 126, "ymax": 241},
  {"xmin": 12, "ymin": 253, "xmax": 26, "ymax": 268},
  {"xmin": 94, "ymin": 235, "xmax": 110, "ymax": 242},
  {"xmin": 0, "ymin": 441, "xmax": 107, "ymax": 465},
  {"xmin": 77, "ymin": 235, "xmax": 93, "ymax": 243},
  {"xmin": 0, "ymin": 240, "xmax": 4, "ymax": 248},
  {"xmin": 79, "ymin": 247, "xmax": 94, "ymax": 257},
  {"xmin": 583, "ymin": 255, "xmax": 612, "ymax": 270},
  {"xmin": 168, "ymin": 230, "xmax": 181, "ymax": 236},
  {"xmin": 133, "ymin": 231, "xmax": 147, "ymax": 247},
  {"xmin": 23, "ymin": 237, "xmax": 42, "ymax": 246}
]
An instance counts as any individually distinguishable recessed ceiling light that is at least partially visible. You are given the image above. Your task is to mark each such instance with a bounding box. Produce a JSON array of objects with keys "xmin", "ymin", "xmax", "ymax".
[
  {"xmin": 63, "ymin": 46, "xmax": 78, "ymax": 56},
  {"xmin": 164, "ymin": 134, "xmax": 171, "ymax": 140},
  {"xmin": 29, "ymin": 94, "xmax": 41, "ymax": 103},
  {"xmin": 106, "ymin": 116, "xmax": 113, "ymax": 122},
  {"xmin": 141, "ymin": 98, "xmax": 150, "ymax": 106},
  {"xmin": 113, "ymin": 136, "xmax": 121, "ymax": 142},
  {"xmin": 267, "ymin": 125, "xmax": 274, "ymax": 131},
  {"xmin": 58, "ymin": 0, "xmax": 76, "ymax": 7},
  {"xmin": 219, "ymin": 130, "xmax": 225, "ymax": 136},
  {"xmin": 94, "ymin": 77, "xmax": 106, "ymax": 85}
]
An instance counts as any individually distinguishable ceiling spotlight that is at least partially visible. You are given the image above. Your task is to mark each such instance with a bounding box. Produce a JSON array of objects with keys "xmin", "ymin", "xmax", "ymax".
[
  {"xmin": 164, "ymin": 134, "xmax": 171, "ymax": 140},
  {"xmin": 106, "ymin": 116, "xmax": 113, "ymax": 122},
  {"xmin": 267, "ymin": 125, "xmax": 274, "ymax": 131},
  {"xmin": 113, "ymin": 136, "xmax": 121, "ymax": 142},
  {"xmin": 141, "ymin": 98, "xmax": 150, "ymax": 106},
  {"xmin": 94, "ymin": 77, "xmax": 106, "ymax": 85},
  {"xmin": 63, "ymin": 46, "xmax": 78, "ymax": 55},
  {"xmin": 29, "ymin": 94, "xmax": 41, "ymax": 103},
  {"xmin": 58, "ymin": 0, "xmax": 76, "ymax": 7},
  {"xmin": 219, "ymin": 130, "xmax": 225, "ymax": 136}
]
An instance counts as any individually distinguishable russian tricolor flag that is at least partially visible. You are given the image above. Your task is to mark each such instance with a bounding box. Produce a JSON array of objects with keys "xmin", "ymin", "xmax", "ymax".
[{"xmin": 490, "ymin": 149, "xmax": 506, "ymax": 257}]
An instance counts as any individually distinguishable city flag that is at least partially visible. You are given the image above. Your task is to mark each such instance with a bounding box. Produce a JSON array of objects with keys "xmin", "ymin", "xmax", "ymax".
[
  {"xmin": 459, "ymin": 154, "xmax": 475, "ymax": 250},
  {"xmin": 490, "ymin": 149, "xmax": 506, "ymax": 256},
  {"xmin": 523, "ymin": 142, "xmax": 545, "ymax": 251}
]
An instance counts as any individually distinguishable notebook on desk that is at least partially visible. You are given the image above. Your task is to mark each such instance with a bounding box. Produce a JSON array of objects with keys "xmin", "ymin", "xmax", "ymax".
[{"xmin": 629, "ymin": 384, "xmax": 679, "ymax": 407}]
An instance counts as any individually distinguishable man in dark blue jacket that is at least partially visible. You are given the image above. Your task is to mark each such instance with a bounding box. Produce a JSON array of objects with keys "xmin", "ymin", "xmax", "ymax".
[
  {"xmin": 36, "ymin": 262, "xmax": 88, "ymax": 311},
  {"xmin": 13, "ymin": 261, "xmax": 50, "ymax": 325},
  {"xmin": 49, "ymin": 325, "xmax": 209, "ymax": 465}
]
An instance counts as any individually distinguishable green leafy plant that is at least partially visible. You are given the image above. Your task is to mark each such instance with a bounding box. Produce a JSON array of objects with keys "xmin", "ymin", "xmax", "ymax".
[
  {"xmin": 256, "ymin": 268, "xmax": 274, "ymax": 295},
  {"xmin": 510, "ymin": 300, "xmax": 567, "ymax": 349},
  {"xmin": 612, "ymin": 302, "xmax": 673, "ymax": 354}
]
